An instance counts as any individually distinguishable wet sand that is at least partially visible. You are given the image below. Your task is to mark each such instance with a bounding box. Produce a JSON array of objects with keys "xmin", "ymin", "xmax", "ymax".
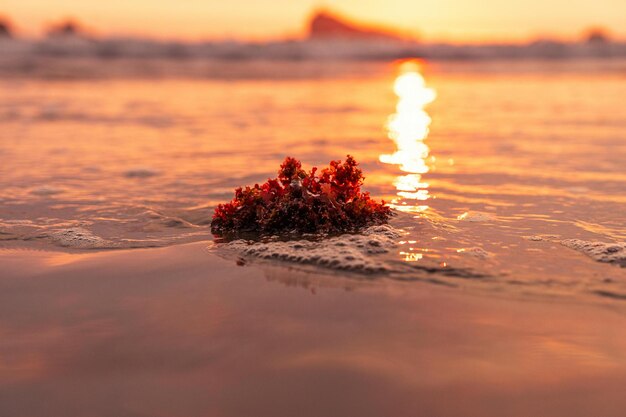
[{"xmin": 2, "ymin": 242, "xmax": 626, "ymax": 417}]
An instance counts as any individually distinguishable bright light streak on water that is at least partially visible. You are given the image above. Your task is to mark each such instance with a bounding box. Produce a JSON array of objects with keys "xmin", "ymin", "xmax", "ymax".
[{"xmin": 380, "ymin": 60, "xmax": 436, "ymax": 212}]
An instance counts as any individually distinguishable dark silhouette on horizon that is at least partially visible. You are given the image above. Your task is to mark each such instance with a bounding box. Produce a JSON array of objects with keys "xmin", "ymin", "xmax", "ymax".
[
  {"xmin": 585, "ymin": 28, "xmax": 610, "ymax": 44},
  {"xmin": 308, "ymin": 10, "xmax": 406, "ymax": 41},
  {"xmin": 0, "ymin": 18, "xmax": 12, "ymax": 38},
  {"xmin": 46, "ymin": 19, "xmax": 86, "ymax": 38}
]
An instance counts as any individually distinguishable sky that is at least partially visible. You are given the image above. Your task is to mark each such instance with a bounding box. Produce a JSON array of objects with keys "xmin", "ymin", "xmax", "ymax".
[{"xmin": 2, "ymin": 0, "xmax": 625, "ymax": 42}]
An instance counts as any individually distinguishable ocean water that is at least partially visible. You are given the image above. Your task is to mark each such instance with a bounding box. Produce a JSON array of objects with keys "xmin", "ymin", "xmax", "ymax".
[{"xmin": 1, "ymin": 58, "xmax": 625, "ymax": 300}]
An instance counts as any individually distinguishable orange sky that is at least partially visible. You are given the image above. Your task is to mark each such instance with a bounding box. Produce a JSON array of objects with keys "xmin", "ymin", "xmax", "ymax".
[{"xmin": 2, "ymin": 0, "xmax": 625, "ymax": 42}]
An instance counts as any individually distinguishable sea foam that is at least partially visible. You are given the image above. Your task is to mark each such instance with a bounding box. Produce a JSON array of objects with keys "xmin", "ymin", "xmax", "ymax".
[
  {"xmin": 49, "ymin": 227, "xmax": 118, "ymax": 249},
  {"xmin": 457, "ymin": 211, "xmax": 494, "ymax": 222},
  {"xmin": 225, "ymin": 225, "xmax": 402, "ymax": 273},
  {"xmin": 30, "ymin": 185, "xmax": 64, "ymax": 196},
  {"xmin": 561, "ymin": 239, "xmax": 625, "ymax": 266}
]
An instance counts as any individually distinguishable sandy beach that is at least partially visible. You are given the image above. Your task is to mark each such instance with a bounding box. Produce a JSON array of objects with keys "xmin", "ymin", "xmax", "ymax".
[{"xmin": 2, "ymin": 242, "xmax": 626, "ymax": 416}]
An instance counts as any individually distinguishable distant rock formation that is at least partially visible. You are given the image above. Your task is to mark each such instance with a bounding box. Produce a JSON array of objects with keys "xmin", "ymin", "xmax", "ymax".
[
  {"xmin": 46, "ymin": 19, "xmax": 86, "ymax": 38},
  {"xmin": 0, "ymin": 18, "xmax": 12, "ymax": 38},
  {"xmin": 308, "ymin": 10, "xmax": 405, "ymax": 41},
  {"xmin": 585, "ymin": 28, "xmax": 611, "ymax": 44}
]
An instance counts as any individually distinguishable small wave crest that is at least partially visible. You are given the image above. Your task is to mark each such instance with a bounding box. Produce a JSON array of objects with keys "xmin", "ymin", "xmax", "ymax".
[{"xmin": 2, "ymin": 37, "xmax": 626, "ymax": 63}]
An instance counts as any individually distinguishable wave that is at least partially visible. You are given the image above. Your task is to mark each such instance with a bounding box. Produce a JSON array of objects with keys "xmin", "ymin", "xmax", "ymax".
[{"xmin": 2, "ymin": 36, "xmax": 626, "ymax": 64}]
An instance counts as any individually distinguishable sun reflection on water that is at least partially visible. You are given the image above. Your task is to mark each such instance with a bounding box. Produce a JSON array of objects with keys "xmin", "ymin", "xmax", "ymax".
[{"xmin": 380, "ymin": 60, "xmax": 436, "ymax": 214}]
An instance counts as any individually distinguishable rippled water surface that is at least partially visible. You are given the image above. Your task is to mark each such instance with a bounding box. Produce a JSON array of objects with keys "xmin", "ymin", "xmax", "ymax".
[{"xmin": 1, "ymin": 59, "xmax": 625, "ymax": 299}]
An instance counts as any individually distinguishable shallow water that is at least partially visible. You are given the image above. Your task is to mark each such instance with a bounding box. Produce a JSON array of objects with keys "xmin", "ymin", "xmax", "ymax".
[
  {"xmin": 1, "ymin": 57, "xmax": 626, "ymax": 416},
  {"xmin": 1, "ymin": 58, "xmax": 625, "ymax": 300}
]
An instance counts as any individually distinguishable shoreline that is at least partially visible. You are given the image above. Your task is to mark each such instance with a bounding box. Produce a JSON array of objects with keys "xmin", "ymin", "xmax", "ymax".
[{"xmin": 1, "ymin": 238, "xmax": 624, "ymax": 305}]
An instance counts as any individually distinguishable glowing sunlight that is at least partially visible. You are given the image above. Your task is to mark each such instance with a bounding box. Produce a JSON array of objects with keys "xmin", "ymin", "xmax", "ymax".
[{"xmin": 380, "ymin": 60, "xmax": 436, "ymax": 214}]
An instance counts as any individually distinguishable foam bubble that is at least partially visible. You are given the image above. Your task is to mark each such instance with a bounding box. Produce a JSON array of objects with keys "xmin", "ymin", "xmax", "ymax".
[
  {"xmin": 31, "ymin": 185, "xmax": 63, "ymax": 196},
  {"xmin": 561, "ymin": 239, "xmax": 625, "ymax": 266},
  {"xmin": 525, "ymin": 234, "xmax": 560, "ymax": 242},
  {"xmin": 457, "ymin": 211, "xmax": 494, "ymax": 222},
  {"xmin": 456, "ymin": 247, "xmax": 490, "ymax": 259}
]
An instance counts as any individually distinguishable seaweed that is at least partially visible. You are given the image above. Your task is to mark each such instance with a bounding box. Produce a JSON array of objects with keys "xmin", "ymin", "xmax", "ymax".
[{"xmin": 211, "ymin": 156, "xmax": 392, "ymax": 236}]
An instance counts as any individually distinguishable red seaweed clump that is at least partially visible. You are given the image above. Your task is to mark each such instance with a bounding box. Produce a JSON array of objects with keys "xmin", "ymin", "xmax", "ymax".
[{"xmin": 211, "ymin": 156, "xmax": 391, "ymax": 236}]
